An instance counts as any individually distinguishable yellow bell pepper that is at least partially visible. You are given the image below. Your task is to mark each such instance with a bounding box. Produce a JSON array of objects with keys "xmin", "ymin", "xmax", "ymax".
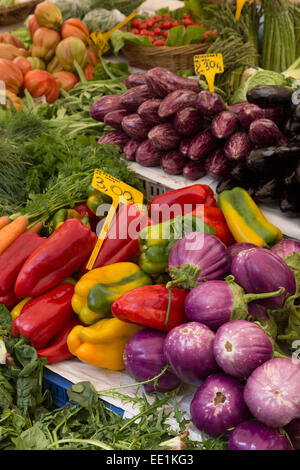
[
  {"xmin": 72, "ymin": 262, "xmax": 152, "ymax": 325},
  {"xmin": 67, "ymin": 317, "xmax": 142, "ymax": 370},
  {"xmin": 218, "ymin": 187, "xmax": 282, "ymax": 247},
  {"xmin": 10, "ymin": 297, "xmax": 31, "ymax": 320}
]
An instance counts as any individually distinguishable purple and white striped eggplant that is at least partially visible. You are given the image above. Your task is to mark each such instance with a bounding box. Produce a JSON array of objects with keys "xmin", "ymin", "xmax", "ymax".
[
  {"xmin": 167, "ymin": 232, "xmax": 231, "ymax": 290},
  {"xmin": 184, "ymin": 275, "xmax": 284, "ymax": 331},
  {"xmin": 231, "ymin": 248, "xmax": 297, "ymax": 309},
  {"xmin": 164, "ymin": 322, "xmax": 218, "ymax": 386}
]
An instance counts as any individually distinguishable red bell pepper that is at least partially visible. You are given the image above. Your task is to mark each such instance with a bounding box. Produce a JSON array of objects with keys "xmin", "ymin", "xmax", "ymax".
[
  {"xmin": 0, "ymin": 290, "xmax": 19, "ymax": 309},
  {"xmin": 75, "ymin": 202, "xmax": 99, "ymax": 233},
  {"xmin": 12, "ymin": 283, "xmax": 75, "ymax": 350},
  {"xmin": 149, "ymin": 184, "xmax": 216, "ymax": 224},
  {"xmin": 111, "ymin": 284, "xmax": 188, "ymax": 333},
  {"xmin": 91, "ymin": 203, "xmax": 152, "ymax": 269},
  {"xmin": 0, "ymin": 232, "xmax": 45, "ymax": 298},
  {"xmin": 37, "ymin": 317, "xmax": 82, "ymax": 364},
  {"xmin": 187, "ymin": 205, "xmax": 235, "ymax": 247},
  {"xmin": 14, "ymin": 219, "xmax": 97, "ymax": 298}
]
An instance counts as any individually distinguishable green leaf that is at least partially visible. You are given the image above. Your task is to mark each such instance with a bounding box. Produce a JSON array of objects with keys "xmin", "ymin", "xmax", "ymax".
[
  {"xmin": 183, "ymin": 25, "xmax": 205, "ymax": 44},
  {"xmin": 109, "ymin": 30, "xmax": 152, "ymax": 55},
  {"xmin": 12, "ymin": 424, "xmax": 50, "ymax": 450},
  {"xmin": 165, "ymin": 25, "xmax": 186, "ymax": 46},
  {"xmin": 67, "ymin": 381, "xmax": 99, "ymax": 409}
]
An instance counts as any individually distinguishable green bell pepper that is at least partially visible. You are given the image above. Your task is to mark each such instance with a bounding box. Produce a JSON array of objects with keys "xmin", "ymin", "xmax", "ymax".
[{"xmin": 138, "ymin": 215, "xmax": 216, "ymax": 276}]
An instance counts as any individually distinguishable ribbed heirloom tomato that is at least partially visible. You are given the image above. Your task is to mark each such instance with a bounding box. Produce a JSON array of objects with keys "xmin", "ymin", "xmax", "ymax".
[{"xmin": 23, "ymin": 69, "xmax": 59, "ymax": 103}]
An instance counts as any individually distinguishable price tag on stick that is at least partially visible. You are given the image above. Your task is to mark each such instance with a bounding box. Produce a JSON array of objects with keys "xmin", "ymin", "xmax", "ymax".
[
  {"xmin": 235, "ymin": 0, "xmax": 254, "ymax": 21},
  {"xmin": 86, "ymin": 169, "xmax": 144, "ymax": 271},
  {"xmin": 89, "ymin": 11, "xmax": 138, "ymax": 55},
  {"xmin": 193, "ymin": 53, "xmax": 224, "ymax": 92}
]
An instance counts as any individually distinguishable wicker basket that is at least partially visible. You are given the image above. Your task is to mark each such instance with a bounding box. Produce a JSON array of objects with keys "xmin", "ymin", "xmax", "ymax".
[
  {"xmin": 0, "ymin": 0, "xmax": 42, "ymax": 26},
  {"xmin": 122, "ymin": 41, "xmax": 210, "ymax": 72}
]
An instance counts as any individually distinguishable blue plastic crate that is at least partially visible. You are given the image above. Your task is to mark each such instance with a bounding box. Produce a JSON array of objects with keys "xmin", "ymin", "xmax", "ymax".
[{"xmin": 43, "ymin": 368, "xmax": 125, "ymax": 416}]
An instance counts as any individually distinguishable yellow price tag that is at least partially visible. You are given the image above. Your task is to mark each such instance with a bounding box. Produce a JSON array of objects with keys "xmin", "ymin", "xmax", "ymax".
[
  {"xmin": 89, "ymin": 11, "xmax": 138, "ymax": 55},
  {"xmin": 235, "ymin": 0, "xmax": 254, "ymax": 20},
  {"xmin": 86, "ymin": 169, "xmax": 144, "ymax": 270},
  {"xmin": 193, "ymin": 53, "xmax": 224, "ymax": 92}
]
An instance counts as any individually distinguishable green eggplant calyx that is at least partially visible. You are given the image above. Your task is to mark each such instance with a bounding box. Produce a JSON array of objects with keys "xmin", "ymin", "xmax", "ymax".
[{"xmin": 167, "ymin": 264, "xmax": 201, "ymax": 291}]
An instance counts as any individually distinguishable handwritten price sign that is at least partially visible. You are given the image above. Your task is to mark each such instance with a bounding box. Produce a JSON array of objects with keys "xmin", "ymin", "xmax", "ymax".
[
  {"xmin": 193, "ymin": 53, "xmax": 224, "ymax": 92},
  {"xmin": 86, "ymin": 169, "xmax": 144, "ymax": 270}
]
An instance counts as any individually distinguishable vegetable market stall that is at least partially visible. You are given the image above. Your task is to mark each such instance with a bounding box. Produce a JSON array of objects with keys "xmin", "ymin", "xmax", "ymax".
[{"xmin": 0, "ymin": 0, "xmax": 300, "ymax": 452}]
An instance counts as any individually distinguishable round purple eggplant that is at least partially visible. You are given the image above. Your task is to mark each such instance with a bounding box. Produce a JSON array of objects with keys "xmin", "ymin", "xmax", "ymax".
[
  {"xmin": 247, "ymin": 302, "xmax": 269, "ymax": 320},
  {"xmin": 204, "ymin": 149, "xmax": 231, "ymax": 177},
  {"xmin": 190, "ymin": 373, "xmax": 250, "ymax": 437},
  {"xmin": 285, "ymin": 418, "xmax": 300, "ymax": 450},
  {"xmin": 249, "ymin": 118, "xmax": 281, "ymax": 146},
  {"xmin": 135, "ymin": 139, "xmax": 163, "ymax": 167},
  {"xmin": 231, "ymin": 248, "xmax": 297, "ymax": 309},
  {"xmin": 229, "ymin": 421, "xmax": 293, "ymax": 451},
  {"xmin": 123, "ymin": 139, "xmax": 140, "ymax": 161},
  {"xmin": 238, "ymin": 103, "xmax": 264, "ymax": 130},
  {"xmin": 104, "ymin": 109, "xmax": 128, "ymax": 130},
  {"xmin": 213, "ymin": 320, "xmax": 273, "ymax": 378},
  {"xmin": 179, "ymin": 137, "xmax": 191, "ymax": 157},
  {"xmin": 271, "ymin": 239, "xmax": 300, "ymax": 259},
  {"xmin": 173, "ymin": 107, "xmax": 203, "ymax": 136},
  {"xmin": 224, "ymin": 132, "xmax": 252, "ymax": 161},
  {"xmin": 158, "ymin": 89, "xmax": 198, "ymax": 119},
  {"xmin": 184, "ymin": 275, "xmax": 284, "ymax": 331},
  {"xmin": 229, "ymin": 101, "xmax": 248, "ymax": 117},
  {"xmin": 161, "ymin": 150, "xmax": 187, "ymax": 175},
  {"xmin": 119, "ymin": 85, "xmax": 154, "ymax": 112},
  {"xmin": 121, "ymin": 113, "xmax": 150, "ymax": 141},
  {"xmin": 90, "ymin": 94, "xmax": 122, "ymax": 122},
  {"xmin": 211, "ymin": 111, "xmax": 239, "ymax": 139},
  {"xmin": 148, "ymin": 123, "xmax": 181, "ymax": 150},
  {"xmin": 123, "ymin": 329, "xmax": 181, "ymax": 393},
  {"xmin": 196, "ymin": 90, "xmax": 226, "ymax": 116},
  {"xmin": 189, "ymin": 129, "xmax": 217, "ymax": 160},
  {"xmin": 183, "ymin": 160, "xmax": 206, "ymax": 180},
  {"xmin": 98, "ymin": 130, "xmax": 129, "ymax": 148},
  {"xmin": 137, "ymin": 98, "xmax": 164, "ymax": 126},
  {"xmin": 227, "ymin": 242, "xmax": 257, "ymax": 263},
  {"xmin": 167, "ymin": 232, "xmax": 231, "ymax": 290},
  {"xmin": 164, "ymin": 322, "xmax": 218, "ymax": 386},
  {"xmin": 125, "ymin": 72, "xmax": 147, "ymax": 89},
  {"xmin": 244, "ymin": 358, "xmax": 300, "ymax": 428},
  {"xmin": 261, "ymin": 107, "xmax": 287, "ymax": 127}
]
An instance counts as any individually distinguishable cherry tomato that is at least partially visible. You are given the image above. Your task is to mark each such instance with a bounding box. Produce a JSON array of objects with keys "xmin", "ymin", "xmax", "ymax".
[
  {"xmin": 147, "ymin": 30, "xmax": 155, "ymax": 37},
  {"xmin": 131, "ymin": 28, "xmax": 139, "ymax": 35},
  {"xmin": 184, "ymin": 18, "xmax": 194, "ymax": 26},
  {"xmin": 140, "ymin": 28, "xmax": 149, "ymax": 36},
  {"xmin": 131, "ymin": 18, "xmax": 142, "ymax": 29},
  {"xmin": 163, "ymin": 30, "xmax": 169, "ymax": 39},
  {"xmin": 146, "ymin": 18, "xmax": 155, "ymax": 28},
  {"xmin": 153, "ymin": 15, "xmax": 162, "ymax": 20},
  {"xmin": 183, "ymin": 13, "xmax": 192, "ymax": 19},
  {"xmin": 162, "ymin": 13, "xmax": 171, "ymax": 19},
  {"xmin": 139, "ymin": 21, "xmax": 148, "ymax": 30},
  {"xmin": 162, "ymin": 21, "xmax": 172, "ymax": 30},
  {"xmin": 172, "ymin": 20, "xmax": 179, "ymax": 27},
  {"xmin": 153, "ymin": 27, "xmax": 162, "ymax": 36},
  {"xmin": 153, "ymin": 39, "xmax": 165, "ymax": 46}
]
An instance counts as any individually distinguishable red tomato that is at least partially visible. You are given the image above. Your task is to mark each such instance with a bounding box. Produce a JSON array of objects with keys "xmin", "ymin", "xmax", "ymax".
[
  {"xmin": 183, "ymin": 13, "xmax": 192, "ymax": 19},
  {"xmin": 139, "ymin": 21, "xmax": 148, "ymax": 30},
  {"xmin": 131, "ymin": 18, "xmax": 142, "ymax": 29},
  {"xmin": 153, "ymin": 15, "xmax": 161, "ymax": 20},
  {"xmin": 184, "ymin": 18, "xmax": 194, "ymax": 26},
  {"xmin": 145, "ymin": 18, "xmax": 155, "ymax": 28},
  {"xmin": 162, "ymin": 21, "xmax": 172, "ymax": 30},
  {"xmin": 172, "ymin": 20, "xmax": 179, "ymax": 27},
  {"xmin": 147, "ymin": 30, "xmax": 155, "ymax": 37},
  {"xmin": 163, "ymin": 30, "xmax": 169, "ymax": 39},
  {"xmin": 162, "ymin": 13, "xmax": 171, "ymax": 19},
  {"xmin": 140, "ymin": 29, "xmax": 149, "ymax": 36},
  {"xmin": 153, "ymin": 39, "xmax": 165, "ymax": 46},
  {"xmin": 23, "ymin": 69, "xmax": 59, "ymax": 104},
  {"xmin": 153, "ymin": 27, "xmax": 162, "ymax": 36},
  {"xmin": 213, "ymin": 29, "xmax": 218, "ymax": 36},
  {"xmin": 131, "ymin": 28, "xmax": 139, "ymax": 35}
]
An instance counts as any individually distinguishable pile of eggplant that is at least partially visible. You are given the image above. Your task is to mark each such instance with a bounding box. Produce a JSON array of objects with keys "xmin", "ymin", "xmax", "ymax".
[{"xmin": 90, "ymin": 68, "xmax": 300, "ymax": 213}]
